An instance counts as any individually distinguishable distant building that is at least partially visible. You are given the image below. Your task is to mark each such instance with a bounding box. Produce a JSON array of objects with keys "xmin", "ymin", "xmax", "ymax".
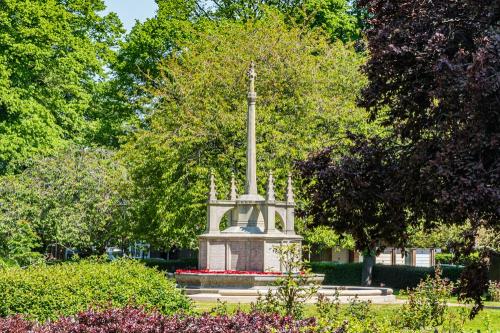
[{"xmin": 309, "ymin": 246, "xmax": 438, "ymax": 267}]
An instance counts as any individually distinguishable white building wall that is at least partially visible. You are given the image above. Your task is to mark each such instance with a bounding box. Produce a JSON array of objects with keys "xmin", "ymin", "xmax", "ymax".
[
  {"xmin": 394, "ymin": 249, "xmax": 406, "ymax": 265},
  {"xmin": 376, "ymin": 251, "xmax": 392, "ymax": 265},
  {"xmin": 415, "ymin": 248, "xmax": 431, "ymax": 267}
]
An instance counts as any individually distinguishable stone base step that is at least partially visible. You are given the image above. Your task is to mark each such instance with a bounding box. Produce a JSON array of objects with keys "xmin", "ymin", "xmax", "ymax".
[
  {"xmin": 182, "ymin": 285, "xmax": 396, "ymax": 304},
  {"xmin": 189, "ymin": 293, "xmax": 397, "ymax": 304}
]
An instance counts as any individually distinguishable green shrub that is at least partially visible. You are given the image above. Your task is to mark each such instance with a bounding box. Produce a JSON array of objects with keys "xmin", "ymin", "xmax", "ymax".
[
  {"xmin": 0, "ymin": 258, "xmax": 191, "ymax": 321},
  {"xmin": 310, "ymin": 262, "xmax": 362, "ymax": 285},
  {"xmin": 396, "ymin": 266, "xmax": 454, "ymax": 330},
  {"xmin": 315, "ymin": 293, "xmax": 392, "ymax": 332},
  {"xmin": 140, "ymin": 258, "xmax": 197, "ymax": 272},
  {"xmin": 253, "ymin": 244, "xmax": 319, "ymax": 319},
  {"xmin": 435, "ymin": 252, "xmax": 478, "ymax": 266},
  {"xmin": 435, "ymin": 252, "xmax": 454, "ymax": 265},
  {"xmin": 487, "ymin": 281, "xmax": 500, "ymax": 302},
  {"xmin": 373, "ymin": 265, "xmax": 463, "ymax": 290},
  {"xmin": 310, "ymin": 262, "xmax": 463, "ymax": 289}
]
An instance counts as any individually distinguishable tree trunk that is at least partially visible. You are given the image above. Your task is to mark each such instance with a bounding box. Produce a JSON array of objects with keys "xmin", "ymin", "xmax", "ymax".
[{"xmin": 361, "ymin": 252, "xmax": 375, "ymax": 286}]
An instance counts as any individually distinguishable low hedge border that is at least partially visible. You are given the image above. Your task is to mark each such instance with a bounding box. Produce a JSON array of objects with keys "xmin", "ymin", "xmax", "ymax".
[
  {"xmin": 310, "ymin": 261, "xmax": 463, "ymax": 289},
  {"xmin": 140, "ymin": 258, "xmax": 464, "ymax": 290},
  {"xmin": 372, "ymin": 264, "xmax": 463, "ymax": 290},
  {"xmin": 310, "ymin": 262, "xmax": 362, "ymax": 285},
  {"xmin": 140, "ymin": 258, "xmax": 198, "ymax": 272}
]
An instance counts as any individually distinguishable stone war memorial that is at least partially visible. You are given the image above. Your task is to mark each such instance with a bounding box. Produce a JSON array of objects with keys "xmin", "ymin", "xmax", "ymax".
[
  {"xmin": 199, "ymin": 62, "xmax": 302, "ymax": 273},
  {"xmin": 175, "ymin": 63, "xmax": 395, "ymax": 303}
]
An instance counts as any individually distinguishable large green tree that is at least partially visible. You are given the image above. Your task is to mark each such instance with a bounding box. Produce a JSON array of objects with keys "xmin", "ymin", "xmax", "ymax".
[
  {"xmin": 0, "ymin": 146, "xmax": 131, "ymax": 260},
  {"xmin": 0, "ymin": 0, "xmax": 123, "ymax": 173},
  {"xmin": 120, "ymin": 11, "xmax": 373, "ymax": 249},
  {"xmin": 113, "ymin": 0, "xmax": 365, "ymax": 120},
  {"xmin": 198, "ymin": 0, "xmax": 364, "ymax": 42}
]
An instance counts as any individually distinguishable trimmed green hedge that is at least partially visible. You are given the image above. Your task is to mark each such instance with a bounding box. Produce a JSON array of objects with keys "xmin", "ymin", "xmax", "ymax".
[
  {"xmin": 140, "ymin": 258, "xmax": 198, "ymax": 272},
  {"xmin": 310, "ymin": 262, "xmax": 363, "ymax": 285},
  {"xmin": 310, "ymin": 262, "xmax": 463, "ymax": 289},
  {"xmin": 373, "ymin": 264, "xmax": 463, "ymax": 290},
  {"xmin": 0, "ymin": 258, "xmax": 191, "ymax": 321}
]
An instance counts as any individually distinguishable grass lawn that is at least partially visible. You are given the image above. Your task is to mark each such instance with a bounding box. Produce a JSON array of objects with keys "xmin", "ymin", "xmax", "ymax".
[
  {"xmin": 194, "ymin": 302, "xmax": 500, "ymax": 332},
  {"xmin": 393, "ymin": 290, "xmax": 500, "ymax": 307}
]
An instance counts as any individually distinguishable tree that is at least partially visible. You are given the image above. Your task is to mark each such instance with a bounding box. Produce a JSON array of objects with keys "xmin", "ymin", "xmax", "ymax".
[
  {"xmin": 302, "ymin": 226, "xmax": 355, "ymax": 252},
  {"xmin": 113, "ymin": 0, "xmax": 365, "ymax": 125},
  {"xmin": 0, "ymin": 0, "xmax": 123, "ymax": 173},
  {"xmin": 293, "ymin": 0, "xmax": 366, "ymax": 43},
  {"xmin": 0, "ymin": 146, "xmax": 131, "ymax": 258},
  {"xmin": 0, "ymin": 220, "xmax": 42, "ymax": 267},
  {"xmin": 407, "ymin": 223, "xmax": 472, "ymax": 250},
  {"xmin": 112, "ymin": 0, "xmax": 197, "ymax": 117},
  {"xmin": 198, "ymin": 0, "xmax": 365, "ymax": 42},
  {"xmin": 297, "ymin": 133, "xmax": 403, "ymax": 285},
  {"xmin": 359, "ymin": 0, "xmax": 499, "ymax": 315},
  {"xmin": 119, "ymin": 11, "xmax": 373, "ymax": 249},
  {"xmin": 299, "ymin": 0, "xmax": 499, "ymax": 315}
]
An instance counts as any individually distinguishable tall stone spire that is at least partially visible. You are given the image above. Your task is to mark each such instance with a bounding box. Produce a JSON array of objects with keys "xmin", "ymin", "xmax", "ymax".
[{"xmin": 245, "ymin": 61, "xmax": 258, "ymax": 196}]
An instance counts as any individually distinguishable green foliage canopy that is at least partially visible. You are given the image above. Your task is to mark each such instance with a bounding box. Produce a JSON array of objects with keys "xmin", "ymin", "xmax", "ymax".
[
  {"xmin": 120, "ymin": 12, "xmax": 372, "ymax": 249},
  {"xmin": 0, "ymin": 0, "xmax": 122, "ymax": 173},
  {"xmin": 199, "ymin": 0, "xmax": 364, "ymax": 42},
  {"xmin": 113, "ymin": 0, "xmax": 365, "ymax": 120},
  {"xmin": 0, "ymin": 147, "xmax": 131, "ymax": 259}
]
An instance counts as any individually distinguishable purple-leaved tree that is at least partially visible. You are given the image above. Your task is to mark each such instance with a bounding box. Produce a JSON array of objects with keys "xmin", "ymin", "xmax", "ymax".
[{"xmin": 298, "ymin": 0, "xmax": 499, "ymax": 317}]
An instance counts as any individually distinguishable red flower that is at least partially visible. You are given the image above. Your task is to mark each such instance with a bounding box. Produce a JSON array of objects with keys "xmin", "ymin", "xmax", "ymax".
[{"xmin": 175, "ymin": 269, "xmax": 282, "ymax": 275}]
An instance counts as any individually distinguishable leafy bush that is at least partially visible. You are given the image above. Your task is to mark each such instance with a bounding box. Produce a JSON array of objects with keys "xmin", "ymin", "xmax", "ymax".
[
  {"xmin": 314, "ymin": 278, "xmax": 472, "ymax": 333},
  {"xmin": 0, "ymin": 259, "xmax": 191, "ymax": 321},
  {"xmin": 396, "ymin": 266, "xmax": 454, "ymax": 330},
  {"xmin": 310, "ymin": 262, "xmax": 362, "ymax": 285},
  {"xmin": 253, "ymin": 244, "xmax": 319, "ymax": 318},
  {"xmin": 435, "ymin": 253, "xmax": 455, "ymax": 265},
  {"xmin": 140, "ymin": 258, "xmax": 197, "ymax": 272},
  {"xmin": 436, "ymin": 252, "xmax": 479, "ymax": 266},
  {"xmin": 315, "ymin": 294, "xmax": 392, "ymax": 332},
  {"xmin": 0, "ymin": 307, "xmax": 323, "ymax": 333},
  {"xmin": 487, "ymin": 281, "xmax": 500, "ymax": 302}
]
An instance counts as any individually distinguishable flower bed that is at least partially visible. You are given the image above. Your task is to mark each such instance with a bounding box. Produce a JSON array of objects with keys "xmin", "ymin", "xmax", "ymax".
[
  {"xmin": 0, "ymin": 307, "xmax": 325, "ymax": 333},
  {"xmin": 176, "ymin": 269, "xmax": 282, "ymax": 275}
]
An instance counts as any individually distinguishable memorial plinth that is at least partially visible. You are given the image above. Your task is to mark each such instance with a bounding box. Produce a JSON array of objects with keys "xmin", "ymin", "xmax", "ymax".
[{"xmin": 176, "ymin": 271, "xmax": 325, "ymax": 289}]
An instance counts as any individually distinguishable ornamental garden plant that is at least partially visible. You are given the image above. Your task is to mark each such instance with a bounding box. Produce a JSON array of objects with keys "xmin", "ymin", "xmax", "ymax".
[
  {"xmin": 0, "ymin": 258, "xmax": 191, "ymax": 321},
  {"xmin": 0, "ymin": 307, "xmax": 324, "ymax": 333}
]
